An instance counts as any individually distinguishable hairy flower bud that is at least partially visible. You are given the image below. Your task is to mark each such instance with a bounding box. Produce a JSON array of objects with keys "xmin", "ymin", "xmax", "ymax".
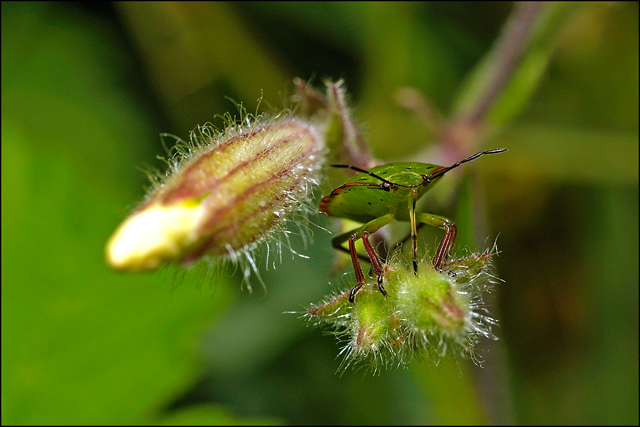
[
  {"xmin": 393, "ymin": 254, "xmax": 498, "ymax": 360},
  {"xmin": 106, "ymin": 113, "xmax": 325, "ymax": 279},
  {"xmin": 306, "ymin": 250, "xmax": 500, "ymax": 372}
]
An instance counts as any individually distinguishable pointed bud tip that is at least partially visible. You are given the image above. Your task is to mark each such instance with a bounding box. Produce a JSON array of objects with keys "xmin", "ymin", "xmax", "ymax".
[{"xmin": 105, "ymin": 202, "xmax": 202, "ymax": 271}]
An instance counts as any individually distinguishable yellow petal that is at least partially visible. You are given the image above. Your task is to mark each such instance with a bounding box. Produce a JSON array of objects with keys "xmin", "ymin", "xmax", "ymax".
[{"xmin": 105, "ymin": 202, "xmax": 203, "ymax": 271}]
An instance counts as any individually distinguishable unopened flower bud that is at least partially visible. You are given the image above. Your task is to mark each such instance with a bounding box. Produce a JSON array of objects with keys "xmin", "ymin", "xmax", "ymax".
[
  {"xmin": 394, "ymin": 261, "xmax": 473, "ymax": 342},
  {"xmin": 307, "ymin": 286, "xmax": 401, "ymax": 372},
  {"xmin": 394, "ymin": 253, "xmax": 498, "ymax": 362},
  {"xmin": 106, "ymin": 113, "xmax": 325, "ymax": 277}
]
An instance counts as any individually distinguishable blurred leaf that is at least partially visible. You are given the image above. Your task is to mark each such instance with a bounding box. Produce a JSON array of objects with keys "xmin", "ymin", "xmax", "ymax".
[
  {"xmin": 157, "ymin": 403, "xmax": 283, "ymax": 425},
  {"xmin": 1, "ymin": 4, "xmax": 233, "ymax": 424},
  {"xmin": 412, "ymin": 360, "xmax": 488, "ymax": 424},
  {"xmin": 115, "ymin": 2, "xmax": 290, "ymax": 128},
  {"xmin": 491, "ymin": 124, "xmax": 638, "ymax": 185},
  {"xmin": 236, "ymin": 1, "xmax": 365, "ymax": 51},
  {"xmin": 357, "ymin": 2, "xmax": 461, "ymax": 159}
]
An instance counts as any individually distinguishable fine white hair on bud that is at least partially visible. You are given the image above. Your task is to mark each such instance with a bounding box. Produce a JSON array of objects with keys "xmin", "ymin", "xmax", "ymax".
[
  {"xmin": 106, "ymin": 109, "xmax": 326, "ymax": 287},
  {"xmin": 305, "ymin": 248, "xmax": 501, "ymax": 373}
]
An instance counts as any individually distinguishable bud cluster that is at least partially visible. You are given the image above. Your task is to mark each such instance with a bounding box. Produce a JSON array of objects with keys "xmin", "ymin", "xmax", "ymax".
[{"xmin": 306, "ymin": 249, "xmax": 500, "ymax": 372}]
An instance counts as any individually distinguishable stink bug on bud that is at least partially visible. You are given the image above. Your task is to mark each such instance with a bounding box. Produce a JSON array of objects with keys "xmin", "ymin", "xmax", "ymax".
[{"xmin": 320, "ymin": 149, "xmax": 507, "ymax": 303}]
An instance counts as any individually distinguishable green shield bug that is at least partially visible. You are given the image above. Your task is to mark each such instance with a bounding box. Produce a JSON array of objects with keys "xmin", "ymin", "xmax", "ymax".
[{"xmin": 320, "ymin": 149, "xmax": 507, "ymax": 303}]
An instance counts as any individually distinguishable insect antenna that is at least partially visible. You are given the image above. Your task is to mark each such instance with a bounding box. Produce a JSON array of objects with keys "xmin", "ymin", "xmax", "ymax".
[{"xmin": 426, "ymin": 148, "xmax": 507, "ymax": 182}]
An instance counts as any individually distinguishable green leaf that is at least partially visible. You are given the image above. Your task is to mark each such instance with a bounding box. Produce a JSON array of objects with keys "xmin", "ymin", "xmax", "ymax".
[
  {"xmin": 1, "ymin": 4, "xmax": 234, "ymax": 424},
  {"xmin": 156, "ymin": 404, "xmax": 283, "ymax": 425}
]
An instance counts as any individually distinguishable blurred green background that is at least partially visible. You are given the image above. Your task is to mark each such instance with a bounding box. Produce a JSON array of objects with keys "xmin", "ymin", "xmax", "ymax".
[{"xmin": 2, "ymin": 2, "xmax": 637, "ymax": 425}]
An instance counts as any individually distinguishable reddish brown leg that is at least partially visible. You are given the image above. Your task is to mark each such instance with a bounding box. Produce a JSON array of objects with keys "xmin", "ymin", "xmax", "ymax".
[
  {"xmin": 348, "ymin": 235, "xmax": 366, "ymax": 303},
  {"xmin": 330, "ymin": 214, "xmax": 395, "ymax": 303},
  {"xmin": 414, "ymin": 212, "xmax": 457, "ymax": 269},
  {"xmin": 347, "ymin": 231, "xmax": 389, "ymax": 303},
  {"xmin": 432, "ymin": 223, "xmax": 456, "ymax": 268},
  {"xmin": 361, "ymin": 231, "xmax": 387, "ymax": 297}
]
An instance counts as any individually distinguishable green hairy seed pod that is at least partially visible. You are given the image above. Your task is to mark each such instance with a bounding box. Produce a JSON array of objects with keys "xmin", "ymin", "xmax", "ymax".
[{"xmin": 306, "ymin": 250, "xmax": 499, "ymax": 372}]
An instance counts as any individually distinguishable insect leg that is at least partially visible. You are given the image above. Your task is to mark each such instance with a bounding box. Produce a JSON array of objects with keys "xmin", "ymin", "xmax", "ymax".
[
  {"xmin": 348, "ymin": 234, "xmax": 366, "ymax": 303},
  {"xmin": 409, "ymin": 191, "xmax": 419, "ymax": 274},
  {"xmin": 362, "ymin": 230, "xmax": 387, "ymax": 297},
  {"xmin": 331, "ymin": 231, "xmax": 378, "ymax": 264},
  {"xmin": 415, "ymin": 212, "xmax": 457, "ymax": 268},
  {"xmin": 331, "ymin": 214, "xmax": 394, "ymax": 303},
  {"xmin": 393, "ymin": 222, "xmax": 425, "ymax": 272},
  {"xmin": 394, "ymin": 223, "xmax": 427, "ymax": 249}
]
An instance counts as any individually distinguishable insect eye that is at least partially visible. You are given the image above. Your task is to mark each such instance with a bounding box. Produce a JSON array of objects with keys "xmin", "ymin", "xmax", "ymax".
[
  {"xmin": 422, "ymin": 175, "xmax": 431, "ymax": 184},
  {"xmin": 381, "ymin": 182, "xmax": 392, "ymax": 191}
]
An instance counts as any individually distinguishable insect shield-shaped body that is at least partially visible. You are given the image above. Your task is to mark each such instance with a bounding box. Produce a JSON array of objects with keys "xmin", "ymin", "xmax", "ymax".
[{"xmin": 320, "ymin": 149, "xmax": 507, "ymax": 303}]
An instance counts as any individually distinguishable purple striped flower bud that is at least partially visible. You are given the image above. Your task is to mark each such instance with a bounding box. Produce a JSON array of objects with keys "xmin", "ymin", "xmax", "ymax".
[{"xmin": 106, "ymin": 113, "xmax": 325, "ymax": 278}]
